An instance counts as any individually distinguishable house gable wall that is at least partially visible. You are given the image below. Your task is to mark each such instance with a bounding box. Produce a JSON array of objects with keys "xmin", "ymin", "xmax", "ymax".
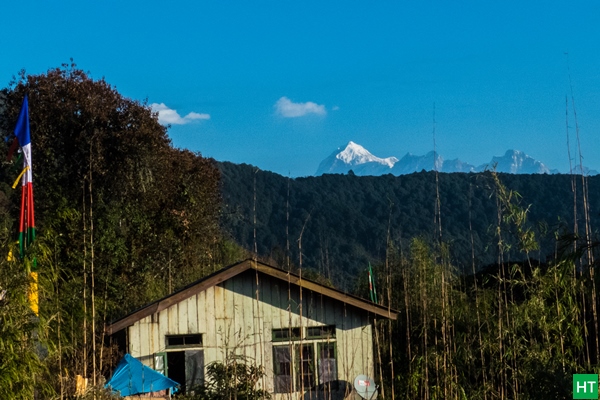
[{"xmin": 127, "ymin": 270, "xmax": 375, "ymax": 397}]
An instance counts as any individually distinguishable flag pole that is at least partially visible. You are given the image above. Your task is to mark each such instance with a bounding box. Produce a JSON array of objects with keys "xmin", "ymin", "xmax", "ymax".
[{"xmin": 12, "ymin": 95, "xmax": 38, "ymax": 316}]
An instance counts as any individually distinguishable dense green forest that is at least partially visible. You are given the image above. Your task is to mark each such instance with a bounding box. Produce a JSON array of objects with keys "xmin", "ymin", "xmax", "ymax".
[
  {"xmin": 1, "ymin": 64, "xmax": 599, "ymax": 399},
  {"xmin": 219, "ymin": 161, "xmax": 600, "ymax": 284}
]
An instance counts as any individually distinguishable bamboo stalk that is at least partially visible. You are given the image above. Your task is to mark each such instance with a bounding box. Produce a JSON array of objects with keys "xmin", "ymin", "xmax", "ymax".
[
  {"xmin": 385, "ymin": 199, "xmax": 395, "ymax": 400},
  {"xmin": 421, "ymin": 248, "xmax": 429, "ymax": 400},
  {"xmin": 55, "ymin": 235, "xmax": 64, "ymax": 400},
  {"xmin": 374, "ymin": 317, "xmax": 385, "ymax": 399},
  {"xmin": 89, "ymin": 140, "xmax": 97, "ymax": 388},
  {"xmin": 469, "ymin": 182, "xmax": 487, "ymax": 399},
  {"xmin": 567, "ymin": 64, "xmax": 599, "ymax": 365},
  {"xmin": 402, "ymin": 260, "xmax": 412, "ymax": 398},
  {"xmin": 82, "ymin": 184, "xmax": 88, "ymax": 382},
  {"xmin": 565, "ymin": 96, "xmax": 578, "ymax": 253},
  {"xmin": 495, "ymin": 185, "xmax": 506, "ymax": 400},
  {"xmin": 297, "ymin": 211, "xmax": 310, "ymax": 397}
]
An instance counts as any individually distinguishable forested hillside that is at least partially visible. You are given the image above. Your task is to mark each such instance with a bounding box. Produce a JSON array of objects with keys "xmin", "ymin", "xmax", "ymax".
[{"xmin": 219, "ymin": 161, "xmax": 600, "ymax": 284}]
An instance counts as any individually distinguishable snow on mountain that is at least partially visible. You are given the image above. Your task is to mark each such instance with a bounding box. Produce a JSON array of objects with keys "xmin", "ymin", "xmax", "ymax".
[
  {"xmin": 390, "ymin": 152, "xmax": 477, "ymax": 174},
  {"xmin": 391, "ymin": 151, "xmax": 443, "ymax": 175},
  {"xmin": 442, "ymin": 158, "xmax": 476, "ymax": 173},
  {"xmin": 316, "ymin": 142, "xmax": 597, "ymax": 177},
  {"xmin": 476, "ymin": 150, "xmax": 551, "ymax": 174},
  {"xmin": 569, "ymin": 165, "xmax": 600, "ymax": 176},
  {"xmin": 315, "ymin": 141, "xmax": 398, "ymax": 175}
]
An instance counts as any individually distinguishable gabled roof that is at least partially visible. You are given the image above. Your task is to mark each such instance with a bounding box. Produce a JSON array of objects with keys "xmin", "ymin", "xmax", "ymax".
[{"xmin": 107, "ymin": 259, "xmax": 397, "ymax": 335}]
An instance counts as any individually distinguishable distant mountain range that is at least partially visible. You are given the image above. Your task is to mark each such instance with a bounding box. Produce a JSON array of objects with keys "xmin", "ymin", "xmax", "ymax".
[{"xmin": 316, "ymin": 141, "xmax": 598, "ymax": 176}]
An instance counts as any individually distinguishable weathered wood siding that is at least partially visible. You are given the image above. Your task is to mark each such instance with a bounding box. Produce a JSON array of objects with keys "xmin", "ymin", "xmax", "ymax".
[{"xmin": 127, "ymin": 270, "xmax": 375, "ymax": 399}]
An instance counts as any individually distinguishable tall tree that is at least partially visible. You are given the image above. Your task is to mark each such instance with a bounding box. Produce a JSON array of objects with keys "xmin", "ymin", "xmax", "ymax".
[{"xmin": 0, "ymin": 63, "xmax": 222, "ymax": 394}]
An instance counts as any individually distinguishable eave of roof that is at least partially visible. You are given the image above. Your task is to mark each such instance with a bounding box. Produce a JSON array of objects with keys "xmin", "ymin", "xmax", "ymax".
[{"xmin": 106, "ymin": 259, "xmax": 398, "ymax": 335}]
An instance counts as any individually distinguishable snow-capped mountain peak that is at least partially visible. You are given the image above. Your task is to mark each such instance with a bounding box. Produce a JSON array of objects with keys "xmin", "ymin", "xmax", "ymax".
[
  {"xmin": 336, "ymin": 141, "xmax": 398, "ymax": 167},
  {"xmin": 316, "ymin": 142, "xmax": 398, "ymax": 175},
  {"xmin": 478, "ymin": 149, "xmax": 551, "ymax": 174}
]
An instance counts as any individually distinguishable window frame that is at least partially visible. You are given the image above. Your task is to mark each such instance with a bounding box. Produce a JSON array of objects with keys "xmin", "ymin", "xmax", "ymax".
[
  {"xmin": 306, "ymin": 325, "xmax": 336, "ymax": 340},
  {"xmin": 273, "ymin": 345, "xmax": 294, "ymax": 393},
  {"xmin": 165, "ymin": 334, "xmax": 203, "ymax": 349},
  {"xmin": 317, "ymin": 341, "xmax": 337, "ymax": 384},
  {"xmin": 296, "ymin": 343, "xmax": 316, "ymax": 390},
  {"xmin": 272, "ymin": 327, "xmax": 302, "ymax": 342},
  {"xmin": 154, "ymin": 352, "xmax": 168, "ymax": 376},
  {"xmin": 271, "ymin": 325, "xmax": 337, "ymax": 393}
]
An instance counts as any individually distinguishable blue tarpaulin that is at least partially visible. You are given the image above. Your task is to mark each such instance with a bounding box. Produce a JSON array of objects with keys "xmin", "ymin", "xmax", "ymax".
[{"xmin": 106, "ymin": 354, "xmax": 179, "ymax": 396}]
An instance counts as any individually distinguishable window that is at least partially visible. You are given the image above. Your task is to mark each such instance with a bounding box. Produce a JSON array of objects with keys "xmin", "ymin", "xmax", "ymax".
[
  {"xmin": 307, "ymin": 325, "xmax": 336, "ymax": 339},
  {"xmin": 166, "ymin": 334, "xmax": 202, "ymax": 348},
  {"xmin": 154, "ymin": 352, "xmax": 167, "ymax": 375},
  {"xmin": 273, "ymin": 346, "xmax": 293, "ymax": 393},
  {"xmin": 272, "ymin": 327, "xmax": 301, "ymax": 342},
  {"xmin": 272, "ymin": 326, "xmax": 337, "ymax": 393},
  {"xmin": 297, "ymin": 344, "xmax": 315, "ymax": 389},
  {"xmin": 318, "ymin": 342, "xmax": 337, "ymax": 384}
]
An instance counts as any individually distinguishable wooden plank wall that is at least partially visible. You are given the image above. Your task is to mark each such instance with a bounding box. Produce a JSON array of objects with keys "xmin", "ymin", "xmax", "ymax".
[{"xmin": 127, "ymin": 270, "xmax": 377, "ymax": 397}]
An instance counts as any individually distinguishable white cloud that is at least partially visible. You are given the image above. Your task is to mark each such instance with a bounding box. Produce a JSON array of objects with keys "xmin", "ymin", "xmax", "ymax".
[
  {"xmin": 332, "ymin": 105, "xmax": 340, "ymax": 111},
  {"xmin": 151, "ymin": 103, "xmax": 210, "ymax": 125},
  {"xmin": 274, "ymin": 97, "xmax": 326, "ymax": 118}
]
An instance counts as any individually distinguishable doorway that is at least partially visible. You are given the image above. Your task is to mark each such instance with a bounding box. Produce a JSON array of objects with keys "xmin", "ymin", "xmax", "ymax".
[{"xmin": 166, "ymin": 350, "xmax": 204, "ymax": 394}]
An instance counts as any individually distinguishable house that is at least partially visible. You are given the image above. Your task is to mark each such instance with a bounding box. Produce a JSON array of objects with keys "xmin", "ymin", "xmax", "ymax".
[{"xmin": 106, "ymin": 259, "xmax": 397, "ymax": 399}]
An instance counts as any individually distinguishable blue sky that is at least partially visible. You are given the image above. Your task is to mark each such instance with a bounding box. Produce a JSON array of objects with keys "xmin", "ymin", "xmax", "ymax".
[{"xmin": 3, "ymin": 1, "xmax": 599, "ymax": 177}]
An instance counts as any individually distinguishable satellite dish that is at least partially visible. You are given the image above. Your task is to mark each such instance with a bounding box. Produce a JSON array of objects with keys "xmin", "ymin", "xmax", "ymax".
[{"xmin": 353, "ymin": 375, "xmax": 378, "ymax": 400}]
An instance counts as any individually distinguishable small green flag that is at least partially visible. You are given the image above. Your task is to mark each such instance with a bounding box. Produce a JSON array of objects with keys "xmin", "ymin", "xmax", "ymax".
[{"xmin": 368, "ymin": 263, "xmax": 378, "ymax": 304}]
